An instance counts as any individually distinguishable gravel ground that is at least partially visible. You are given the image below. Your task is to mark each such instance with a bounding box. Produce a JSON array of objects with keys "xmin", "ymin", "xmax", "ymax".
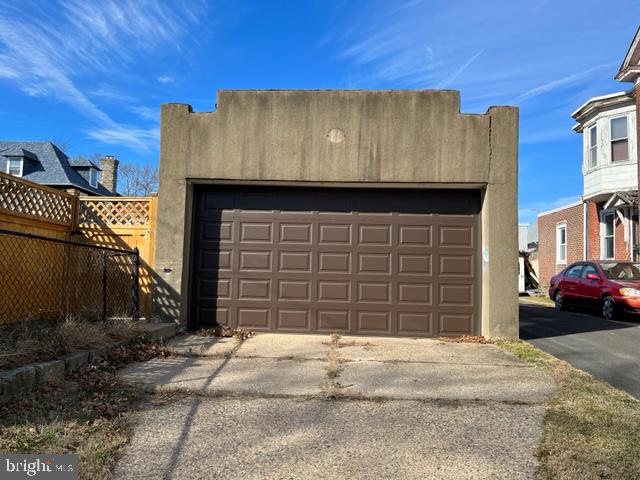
[{"xmin": 115, "ymin": 396, "xmax": 545, "ymax": 480}]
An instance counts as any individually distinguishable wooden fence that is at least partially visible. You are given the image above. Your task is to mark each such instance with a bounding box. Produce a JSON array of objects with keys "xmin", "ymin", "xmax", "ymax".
[{"xmin": 0, "ymin": 171, "xmax": 157, "ymax": 317}]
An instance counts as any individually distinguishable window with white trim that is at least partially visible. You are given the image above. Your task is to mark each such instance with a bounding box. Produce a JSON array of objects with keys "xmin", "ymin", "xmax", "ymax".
[
  {"xmin": 556, "ymin": 224, "xmax": 567, "ymax": 263},
  {"xmin": 610, "ymin": 116, "xmax": 629, "ymax": 162},
  {"xmin": 89, "ymin": 168, "xmax": 99, "ymax": 188},
  {"xmin": 588, "ymin": 125, "xmax": 598, "ymax": 168},
  {"xmin": 602, "ymin": 213, "xmax": 615, "ymax": 260},
  {"xmin": 6, "ymin": 158, "xmax": 23, "ymax": 177}
]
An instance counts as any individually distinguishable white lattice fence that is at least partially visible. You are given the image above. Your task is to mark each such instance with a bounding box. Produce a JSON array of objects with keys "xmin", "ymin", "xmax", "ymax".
[{"xmin": 0, "ymin": 172, "xmax": 73, "ymax": 225}]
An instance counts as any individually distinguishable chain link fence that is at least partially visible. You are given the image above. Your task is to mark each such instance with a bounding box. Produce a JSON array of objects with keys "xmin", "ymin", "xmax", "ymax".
[{"xmin": 0, "ymin": 228, "xmax": 139, "ymax": 324}]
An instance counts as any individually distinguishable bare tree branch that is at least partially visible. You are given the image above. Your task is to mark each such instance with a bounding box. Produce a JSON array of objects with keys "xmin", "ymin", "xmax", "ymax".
[{"xmin": 118, "ymin": 162, "xmax": 159, "ymax": 196}]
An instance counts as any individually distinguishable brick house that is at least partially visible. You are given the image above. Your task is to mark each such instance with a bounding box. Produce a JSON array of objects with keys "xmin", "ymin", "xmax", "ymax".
[{"xmin": 538, "ymin": 27, "xmax": 640, "ymax": 286}]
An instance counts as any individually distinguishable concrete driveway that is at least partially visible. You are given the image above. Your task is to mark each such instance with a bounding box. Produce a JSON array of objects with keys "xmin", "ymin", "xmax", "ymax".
[
  {"xmin": 520, "ymin": 299, "xmax": 640, "ymax": 399},
  {"xmin": 116, "ymin": 333, "xmax": 556, "ymax": 479}
]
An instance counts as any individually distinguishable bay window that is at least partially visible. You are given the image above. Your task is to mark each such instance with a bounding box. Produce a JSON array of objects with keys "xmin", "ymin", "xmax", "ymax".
[{"xmin": 611, "ymin": 116, "xmax": 629, "ymax": 162}]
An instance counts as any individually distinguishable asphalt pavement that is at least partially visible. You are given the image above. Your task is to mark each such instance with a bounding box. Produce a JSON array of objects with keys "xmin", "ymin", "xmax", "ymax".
[{"xmin": 520, "ymin": 299, "xmax": 640, "ymax": 399}]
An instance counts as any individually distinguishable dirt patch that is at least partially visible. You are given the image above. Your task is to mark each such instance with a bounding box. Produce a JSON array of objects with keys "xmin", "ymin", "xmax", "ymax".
[
  {"xmin": 0, "ymin": 317, "xmax": 141, "ymax": 372},
  {"xmin": 437, "ymin": 335, "xmax": 494, "ymax": 344},
  {"xmin": 322, "ymin": 333, "xmax": 347, "ymax": 397},
  {"xmin": 497, "ymin": 339, "xmax": 640, "ymax": 479}
]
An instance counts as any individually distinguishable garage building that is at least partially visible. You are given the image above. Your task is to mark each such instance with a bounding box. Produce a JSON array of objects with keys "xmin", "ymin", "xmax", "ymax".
[{"xmin": 154, "ymin": 90, "xmax": 518, "ymax": 338}]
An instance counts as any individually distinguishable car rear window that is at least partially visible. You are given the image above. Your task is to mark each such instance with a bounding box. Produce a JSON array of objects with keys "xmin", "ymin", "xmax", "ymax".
[{"xmin": 600, "ymin": 262, "xmax": 640, "ymax": 280}]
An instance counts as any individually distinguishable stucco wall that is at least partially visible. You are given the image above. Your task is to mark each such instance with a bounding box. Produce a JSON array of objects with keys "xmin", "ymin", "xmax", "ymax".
[{"xmin": 154, "ymin": 90, "xmax": 519, "ymax": 338}]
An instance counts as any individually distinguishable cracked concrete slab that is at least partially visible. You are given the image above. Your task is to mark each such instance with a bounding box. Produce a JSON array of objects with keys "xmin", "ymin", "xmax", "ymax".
[
  {"xmin": 235, "ymin": 333, "xmax": 330, "ymax": 360},
  {"xmin": 115, "ymin": 396, "xmax": 545, "ymax": 479},
  {"xmin": 118, "ymin": 356, "xmax": 326, "ymax": 397},
  {"xmin": 166, "ymin": 335, "xmax": 239, "ymax": 357},
  {"xmin": 337, "ymin": 361, "xmax": 556, "ymax": 403},
  {"xmin": 337, "ymin": 336, "xmax": 528, "ymax": 366}
]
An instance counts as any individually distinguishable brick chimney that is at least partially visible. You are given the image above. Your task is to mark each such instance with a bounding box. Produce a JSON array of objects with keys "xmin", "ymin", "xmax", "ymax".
[{"xmin": 100, "ymin": 155, "xmax": 119, "ymax": 194}]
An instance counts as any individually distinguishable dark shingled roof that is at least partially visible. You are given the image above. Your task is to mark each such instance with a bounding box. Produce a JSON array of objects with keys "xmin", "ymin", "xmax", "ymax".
[
  {"xmin": 68, "ymin": 156, "xmax": 101, "ymax": 170},
  {"xmin": 0, "ymin": 141, "xmax": 113, "ymax": 195}
]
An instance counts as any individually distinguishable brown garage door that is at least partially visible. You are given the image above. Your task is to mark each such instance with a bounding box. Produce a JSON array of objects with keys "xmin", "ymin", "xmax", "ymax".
[{"xmin": 189, "ymin": 186, "xmax": 480, "ymax": 337}]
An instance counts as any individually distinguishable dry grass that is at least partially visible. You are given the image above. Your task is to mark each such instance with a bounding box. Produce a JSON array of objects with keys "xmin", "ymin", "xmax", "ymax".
[
  {"xmin": 519, "ymin": 295, "xmax": 555, "ymax": 306},
  {"xmin": 437, "ymin": 335, "xmax": 493, "ymax": 344},
  {"xmin": 0, "ymin": 317, "xmax": 140, "ymax": 371},
  {"xmin": 0, "ymin": 339, "xmax": 169, "ymax": 479},
  {"xmin": 195, "ymin": 326, "xmax": 254, "ymax": 340},
  {"xmin": 497, "ymin": 339, "xmax": 640, "ymax": 480}
]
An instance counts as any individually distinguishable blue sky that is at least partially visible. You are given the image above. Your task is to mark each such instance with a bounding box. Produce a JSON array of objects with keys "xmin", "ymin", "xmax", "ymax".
[{"xmin": 1, "ymin": 1, "xmax": 638, "ymax": 228}]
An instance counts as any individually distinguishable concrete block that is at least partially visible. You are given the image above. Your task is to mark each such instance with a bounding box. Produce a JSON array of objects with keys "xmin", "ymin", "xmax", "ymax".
[
  {"xmin": 63, "ymin": 351, "xmax": 90, "ymax": 373},
  {"xmin": 139, "ymin": 322, "xmax": 177, "ymax": 341},
  {"xmin": 235, "ymin": 334, "xmax": 330, "ymax": 360},
  {"xmin": 0, "ymin": 365, "xmax": 36, "ymax": 400},
  {"xmin": 338, "ymin": 361, "xmax": 556, "ymax": 403},
  {"xmin": 118, "ymin": 356, "xmax": 325, "ymax": 397},
  {"xmin": 88, "ymin": 348, "xmax": 108, "ymax": 363},
  {"xmin": 34, "ymin": 360, "xmax": 65, "ymax": 386},
  {"xmin": 167, "ymin": 335, "xmax": 238, "ymax": 357}
]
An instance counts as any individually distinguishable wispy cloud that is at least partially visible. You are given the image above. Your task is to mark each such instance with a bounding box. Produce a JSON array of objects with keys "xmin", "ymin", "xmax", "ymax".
[
  {"xmin": 0, "ymin": 0, "xmax": 201, "ymax": 152},
  {"xmin": 157, "ymin": 75, "xmax": 174, "ymax": 84},
  {"xmin": 130, "ymin": 106, "xmax": 159, "ymax": 122},
  {"xmin": 437, "ymin": 49, "xmax": 485, "ymax": 88},
  {"xmin": 511, "ymin": 63, "xmax": 617, "ymax": 103},
  {"xmin": 87, "ymin": 126, "xmax": 159, "ymax": 150}
]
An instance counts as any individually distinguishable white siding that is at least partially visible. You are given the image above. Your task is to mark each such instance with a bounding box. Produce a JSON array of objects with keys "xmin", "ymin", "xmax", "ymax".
[{"xmin": 582, "ymin": 105, "xmax": 637, "ymax": 198}]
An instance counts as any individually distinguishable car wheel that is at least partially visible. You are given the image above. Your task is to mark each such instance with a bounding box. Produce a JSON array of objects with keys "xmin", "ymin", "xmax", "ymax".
[
  {"xmin": 555, "ymin": 292, "xmax": 565, "ymax": 311},
  {"xmin": 602, "ymin": 296, "xmax": 617, "ymax": 320}
]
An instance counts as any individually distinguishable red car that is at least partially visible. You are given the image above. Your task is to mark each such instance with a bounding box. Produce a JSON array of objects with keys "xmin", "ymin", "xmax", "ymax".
[{"xmin": 549, "ymin": 261, "xmax": 640, "ymax": 320}]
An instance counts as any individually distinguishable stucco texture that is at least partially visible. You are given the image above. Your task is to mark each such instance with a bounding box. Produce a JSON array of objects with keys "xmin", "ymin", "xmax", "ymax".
[{"xmin": 154, "ymin": 90, "xmax": 518, "ymax": 338}]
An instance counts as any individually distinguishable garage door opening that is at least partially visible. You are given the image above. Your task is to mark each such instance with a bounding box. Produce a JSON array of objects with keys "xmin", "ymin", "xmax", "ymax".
[{"xmin": 188, "ymin": 185, "xmax": 480, "ymax": 337}]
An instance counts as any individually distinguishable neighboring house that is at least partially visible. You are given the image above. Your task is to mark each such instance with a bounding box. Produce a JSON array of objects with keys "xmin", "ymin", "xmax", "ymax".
[
  {"xmin": 538, "ymin": 27, "xmax": 640, "ymax": 286},
  {"xmin": 0, "ymin": 141, "xmax": 119, "ymax": 196}
]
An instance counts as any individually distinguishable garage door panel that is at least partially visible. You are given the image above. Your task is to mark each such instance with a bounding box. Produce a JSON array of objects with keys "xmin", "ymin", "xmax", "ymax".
[
  {"xmin": 279, "ymin": 252, "xmax": 312, "ymax": 272},
  {"xmin": 238, "ymin": 279, "xmax": 271, "ymax": 300},
  {"xmin": 318, "ymin": 281, "xmax": 351, "ymax": 302},
  {"xmin": 317, "ymin": 310, "xmax": 350, "ymax": 331},
  {"xmin": 358, "ymin": 253, "xmax": 391, "ymax": 274},
  {"xmin": 398, "ymin": 254, "xmax": 432, "ymax": 274},
  {"xmin": 238, "ymin": 308, "xmax": 270, "ymax": 328},
  {"xmin": 439, "ymin": 255, "xmax": 474, "ymax": 277},
  {"xmin": 439, "ymin": 225, "xmax": 475, "ymax": 248},
  {"xmin": 398, "ymin": 312, "xmax": 432, "ymax": 335},
  {"xmin": 277, "ymin": 309, "xmax": 310, "ymax": 330},
  {"xmin": 439, "ymin": 313, "xmax": 474, "ymax": 336},
  {"xmin": 279, "ymin": 223, "xmax": 313, "ymax": 244},
  {"xmin": 239, "ymin": 251, "xmax": 272, "ymax": 271},
  {"xmin": 358, "ymin": 282, "xmax": 391, "ymax": 303},
  {"xmin": 201, "ymin": 222, "xmax": 233, "ymax": 242},
  {"xmin": 398, "ymin": 283, "xmax": 432, "ymax": 305},
  {"xmin": 439, "ymin": 284, "xmax": 473, "ymax": 307},
  {"xmin": 190, "ymin": 187, "xmax": 479, "ymax": 337},
  {"xmin": 240, "ymin": 223, "xmax": 273, "ymax": 243},
  {"xmin": 357, "ymin": 311, "xmax": 391, "ymax": 333},
  {"xmin": 200, "ymin": 250, "xmax": 232, "ymax": 270},
  {"xmin": 399, "ymin": 225, "xmax": 432, "ymax": 247},
  {"xmin": 199, "ymin": 279, "xmax": 231, "ymax": 300},
  {"xmin": 358, "ymin": 225, "xmax": 391, "ymax": 245},
  {"xmin": 318, "ymin": 253, "xmax": 351, "ymax": 273},
  {"xmin": 319, "ymin": 224, "xmax": 352, "ymax": 244},
  {"xmin": 278, "ymin": 280, "xmax": 311, "ymax": 301}
]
